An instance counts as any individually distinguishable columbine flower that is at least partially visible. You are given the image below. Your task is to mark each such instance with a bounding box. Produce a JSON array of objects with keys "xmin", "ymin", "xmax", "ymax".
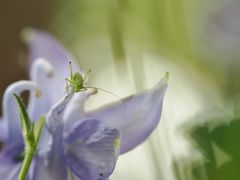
[
  {"xmin": 24, "ymin": 29, "xmax": 168, "ymax": 154},
  {"xmin": 31, "ymin": 84, "xmax": 120, "ymax": 180},
  {"xmin": 0, "ymin": 29, "xmax": 168, "ymax": 180}
]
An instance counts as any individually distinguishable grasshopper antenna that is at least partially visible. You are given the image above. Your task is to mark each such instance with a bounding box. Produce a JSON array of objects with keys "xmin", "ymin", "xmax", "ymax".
[
  {"xmin": 85, "ymin": 71, "xmax": 124, "ymax": 104},
  {"xmin": 57, "ymin": 32, "xmax": 84, "ymax": 71},
  {"xmin": 69, "ymin": 61, "xmax": 73, "ymax": 79},
  {"xmin": 86, "ymin": 86, "xmax": 127, "ymax": 113},
  {"xmin": 87, "ymin": 86, "xmax": 124, "ymax": 103}
]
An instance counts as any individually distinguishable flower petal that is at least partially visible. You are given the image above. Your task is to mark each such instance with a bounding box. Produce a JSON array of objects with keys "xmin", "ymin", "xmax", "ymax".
[
  {"xmin": 0, "ymin": 143, "xmax": 24, "ymax": 162},
  {"xmin": 87, "ymin": 76, "xmax": 168, "ymax": 154},
  {"xmin": 23, "ymin": 29, "xmax": 77, "ymax": 73},
  {"xmin": 32, "ymin": 127, "xmax": 68, "ymax": 180},
  {"xmin": 46, "ymin": 87, "xmax": 74, "ymax": 133},
  {"xmin": 2, "ymin": 80, "xmax": 41, "ymax": 147},
  {"xmin": 30, "ymin": 155, "xmax": 68, "ymax": 180},
  {"xmin": 0, "ymin": 143, "xmax": 23, "ymax": 180},
  {"xmin": 63, "ymin": 88, "xmax": 98, "ymax": 132},
  {"xmin": 23, "ymin": 29, "xmax": 80, "ymax": 102},
  {"xmin": 0, "ymin": 161, "xmax": 21, "ymax": 180},
  {"xmin": 65, "ymin": 119, "xmax": 120, "ymax": 180},
  {"xmin": 0, "ymin": 118, "xmax": 6, "ymax": 142},
  {"xmin": 28, "ymin": 58, "xmax": 55, "ymax": 122},
  {"xmin": 32, "ymin": 124, "xmax": 69, "ymax": 180},
  {"xmin": 31, "ymin": 89, "xmax": 75, "ymax": 180}
]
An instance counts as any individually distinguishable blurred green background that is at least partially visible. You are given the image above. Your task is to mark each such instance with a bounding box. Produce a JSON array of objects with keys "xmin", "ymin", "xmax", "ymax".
[{"xmin": 1, "ymin": 0, "xmax": 240, "ymax": 179}]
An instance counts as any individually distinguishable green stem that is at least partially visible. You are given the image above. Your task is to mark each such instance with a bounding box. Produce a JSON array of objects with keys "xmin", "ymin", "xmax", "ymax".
[
  {"xmin": 14, "ymin": 94, "xmax": 45, "ymax": 180},
  {"xmin": 17, "ymin": 117, "xmax": 45, "ymax": 180},
  {"xmin": 18, "ymin": 117, "xmax": 44, "ymax": 180},
  {"xmin": 18, "ymin": 145, "xmax": 35, "ymax": 180}
]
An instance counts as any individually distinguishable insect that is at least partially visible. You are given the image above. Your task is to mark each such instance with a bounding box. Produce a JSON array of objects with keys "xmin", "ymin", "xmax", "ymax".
[
  {"xmin": 65, "ymin": 61, "xmax": 123, "ymax": 101},
  {"xmin": 59, "ymin": 33, "xmax": 122, "ymax": 100},
  {"xmin": 65, "ymin": 61, "xmax": 91, "ymax": 93}
]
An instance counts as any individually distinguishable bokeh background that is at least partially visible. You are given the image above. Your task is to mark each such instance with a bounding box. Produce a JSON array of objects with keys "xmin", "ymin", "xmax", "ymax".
[{"xmin": 1, "ymin": 0, "xmax": 240, "ymax": 179}]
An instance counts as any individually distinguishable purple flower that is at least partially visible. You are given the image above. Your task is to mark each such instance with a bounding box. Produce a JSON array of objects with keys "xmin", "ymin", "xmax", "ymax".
[
  {"xmin": 31, "ymin": 85, "xmax": 120, "ymax": 180},
  {"xmin": 0, "ymin": 29, "xmax": 168, "ymax": 180},
  {"xmin": 24, "ymin": 29, "xmax": 168, "ymax": 153}
]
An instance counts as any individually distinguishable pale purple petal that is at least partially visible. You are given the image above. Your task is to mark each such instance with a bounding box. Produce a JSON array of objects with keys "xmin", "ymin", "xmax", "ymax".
[
  {"xmin": 0, "ymin": 118, "xmax": 6, "ymax": 142},
  {"xmin": 65, "ymin": 119, "xmax": 120, "ymax": 180},
  {"xmin": 23, "ymin": 29, "xmax": 80, "ymax": 102},
  {"xmin": 46, "ymin": 87, "xmax": 74, "ymax": 133},
  {"xmin": 28, "ymin": 58, "xmax": 55, "ymax": 122},
  {"xmin": 32, "ymin": 88, "xmax": 75, "ymax": 180},
  {"xmin": 0, "ymin": 161, "xmax": 21, "ymax": 180},
  {"xmin": 36, "ymin": 126, "xmax": 52, "ymax": 156},
  {"xmin": 0, "ymin": 143, "xmax": 23, "ymax": 180},
  {"xmin": 64, "ymin": 88, "xmax": 98, "ymax": 132},
  {"xmin": 30, "ymin": 154, "xmax": 67, "ymax": 180},
  {"xmin": 0, "ymin": 143, "xmax": 24, "ymax": 161},
  {"xmin": 23, "ymin": 29, "xmax": 77, "ymax": 73},
  {"xmin": 2, "ymin": 80, "xmax": 41, "ymax": 148},
  {"xmin": 34, "ymin": 100, "xmax": 68, "ymax": 180},
  {"xmin": 87, "ymin": 77, "xmax": 168, "ymax": 154},
  {"xmin": 34, "ymin": 109, "xmax": 71, "ymax": 180}
]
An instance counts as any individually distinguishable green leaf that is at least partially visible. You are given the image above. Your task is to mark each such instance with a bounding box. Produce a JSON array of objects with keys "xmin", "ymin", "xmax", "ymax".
[
  {"xmin": 13, "ymin": 93, "xmax": 34, "ymax": 144},
  {"xmin": 14, "ymin": 94, "xmax": 46, "ymax": 180},
  {"xmin": 33, "ymin": 115, "xmax": 45, "ymax": 147},
  {"xmin": 211, "ymin": 118, "xmax": 240, "ymax": 160}
]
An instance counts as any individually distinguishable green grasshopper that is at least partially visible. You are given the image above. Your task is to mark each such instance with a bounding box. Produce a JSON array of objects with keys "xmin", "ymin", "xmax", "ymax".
[
  {"xmin": 65, "ymin": 61, "xmax": 122, "ymax": 101},
  {"xmin": 65, "ymin": 61, "xmax": 91, "ymax": 93}
]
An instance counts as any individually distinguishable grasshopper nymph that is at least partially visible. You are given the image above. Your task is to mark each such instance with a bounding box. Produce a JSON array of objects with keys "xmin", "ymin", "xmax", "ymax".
[
  {"xmin": 65, "ymin": 61, "xmax": 91, "ymax": 93},
  {"xmin": 65, "ymin": 61, "xmax": 122, "ymax": 101}
]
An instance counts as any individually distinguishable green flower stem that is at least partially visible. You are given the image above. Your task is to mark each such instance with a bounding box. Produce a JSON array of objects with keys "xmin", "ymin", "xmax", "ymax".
[
  {"xmin": 18, "ymin": 145, "xmax": 35, "ymax": 180},
  {"xmin": 13, "ymin": 94, "xmax": 45, "ymax": 180},
  {"xmin": 18, "ymin": 114, "xmax": 45, "ymax": 180}
]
